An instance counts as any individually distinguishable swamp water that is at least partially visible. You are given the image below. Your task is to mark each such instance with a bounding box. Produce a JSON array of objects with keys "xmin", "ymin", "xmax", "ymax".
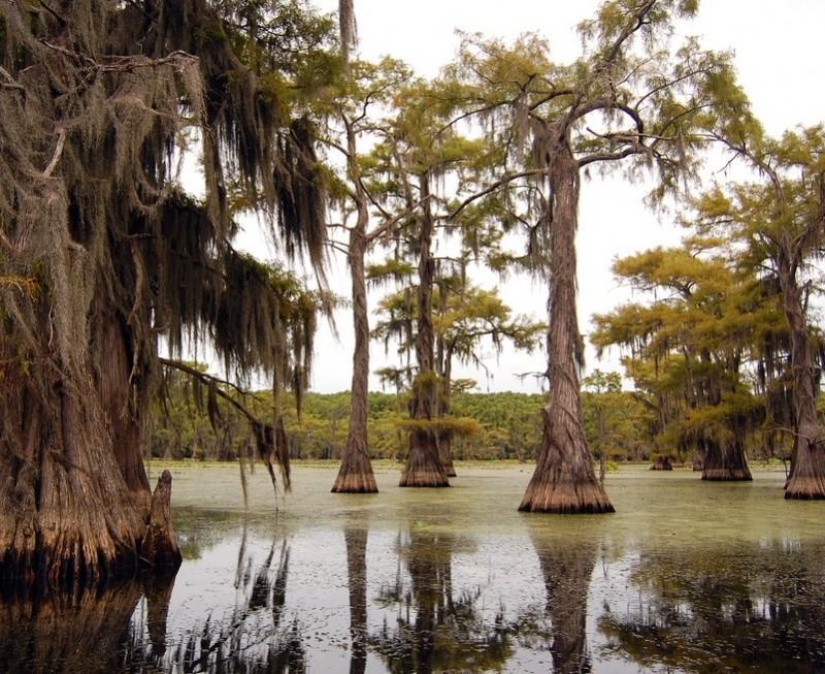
[{"xmin": 3, "ymin": 463, "xmax": 825, "ymax": 673}]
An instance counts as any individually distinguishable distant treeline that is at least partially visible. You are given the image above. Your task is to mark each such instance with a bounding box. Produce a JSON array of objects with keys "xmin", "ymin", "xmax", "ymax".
[{"xmin": 145, "ymin": 374, "xmax": 660, "ymax": 463}]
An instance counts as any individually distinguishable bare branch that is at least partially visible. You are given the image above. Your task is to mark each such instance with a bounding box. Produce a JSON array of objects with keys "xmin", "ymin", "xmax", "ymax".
[
  {"xmin": 0, "ymin": 66, "xmax": 25, "ymax": 93},
  {"xmin": 42, "ymin": 128, "xmax": 66, "ymax": 177},
  {"xmin": 448, "ymin": 169, "xmax": 546, "ymax": 219}
]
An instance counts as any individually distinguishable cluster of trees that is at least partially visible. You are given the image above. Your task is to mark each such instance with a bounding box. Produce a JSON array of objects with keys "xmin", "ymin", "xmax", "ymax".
[
  {"xmin": 146, "ymin": 370, "xmax": 662, "ymax": 464},
  {"xmin": 1, "ymin": 0, "xmax": 824, "ymax": 588},
  {"xmin": 593, "ymin": 129, "xmax": 825, "ymax": 485}
]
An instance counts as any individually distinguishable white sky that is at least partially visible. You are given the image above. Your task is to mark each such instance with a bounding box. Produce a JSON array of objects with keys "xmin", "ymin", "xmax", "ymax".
[{"xmin": 290, "ymin": 0, "xmax": 825, "ymax": 394}]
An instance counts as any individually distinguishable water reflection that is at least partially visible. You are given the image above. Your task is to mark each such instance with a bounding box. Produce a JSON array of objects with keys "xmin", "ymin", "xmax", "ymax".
[
  {"xmin": 3, "ymin": 468, "xmax": 825, "ymax": 672},
  {"xmin": 372, "ymin": 526, "xmax": 511, "ymax": 673},
  {"xmin": 598, "ymin": 540, "xmax": 825, "ymax": 673},
  {"xmin": 528, "ymin": 528, "xmax": 598, "ymax": 674},
  {"xmin": 345, "ymin": 526, "xmax": 368, "ymax": 674},
  {"xmin": 159, "ymin": 524, "xmax": 305, "ymax": 673},
  {"xmin": 0, "ymin": 577, "xmax": 160, "ymax": 673}
]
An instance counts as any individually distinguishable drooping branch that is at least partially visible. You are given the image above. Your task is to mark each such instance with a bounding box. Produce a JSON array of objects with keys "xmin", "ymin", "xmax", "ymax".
[{"xmin": 159, "ymin": 358, "xmax": 291, "ymax": 494}]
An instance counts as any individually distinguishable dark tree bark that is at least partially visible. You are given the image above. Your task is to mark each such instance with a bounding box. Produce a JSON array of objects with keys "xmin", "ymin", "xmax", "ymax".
[
  {"xmin": 332, "ymin": 118, "xmax": 377, "ymax": 493},
  {"xmin": 0, "ymin": 314, "xmax": 148, "ymax": 585},
  {"xmin": 651, "ymin": 456, "xmax": 674, "ymax": 471},
  {"xmin": 436, "ymin": 338, "xmax": 457, "ymax": 478},
  {"xmin": 400, "ymin": 174, "xmax": 449, "ymax": 488},
  {"xmin": 141, "ymin": 470, "xmax": 182, "ymax": 572},
  {"xmin": 0, "ymin": 0, "xmax": 331, "ymax": 583},
  {"xmin": 780, "ymin": 252, "xmax": 825, "ymax": 498},
  {"xmin": 701, "ymin": 437, "xmax": 752, "ymax": 481},
  {"xmin": 519, "ymin": 131, "xmax": 613, "ymax": 513}
]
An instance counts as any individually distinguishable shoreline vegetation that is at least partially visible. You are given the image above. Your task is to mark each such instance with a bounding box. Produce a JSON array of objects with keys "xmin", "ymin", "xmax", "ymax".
[{"xmin": 145, "ymin": 386, "xmax": 796, "ymax": 469}]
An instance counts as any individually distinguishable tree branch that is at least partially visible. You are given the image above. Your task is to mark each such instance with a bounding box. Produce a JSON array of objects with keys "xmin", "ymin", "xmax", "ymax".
[
  {"xmin": 448, "ymin": 169, "xmax": 546, "ymax": 219},
  {"xmin": 159, "ymin": 357, "xmax": 261, "ymax": 423}
]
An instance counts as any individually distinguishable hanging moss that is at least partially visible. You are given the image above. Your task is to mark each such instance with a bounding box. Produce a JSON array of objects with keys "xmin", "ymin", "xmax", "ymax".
[{"xmin": 0, "ymin": 0, "xmax": 336, "ymax": 585}]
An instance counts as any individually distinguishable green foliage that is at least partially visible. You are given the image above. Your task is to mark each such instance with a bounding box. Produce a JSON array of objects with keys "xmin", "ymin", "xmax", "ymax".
[{"xmin": 147, "ymin": 384, "xmax": 656, "ymax": 463}]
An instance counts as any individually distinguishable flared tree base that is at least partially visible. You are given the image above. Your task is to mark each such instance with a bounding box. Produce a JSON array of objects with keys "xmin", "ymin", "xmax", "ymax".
[
  {"xmin": 785, "ymin": 475, "xmax": 825, "ymax": 499},
  {"xmin": 702, "ymin": 468, "xmax": 753, "ymax": 481},
  {"xmin": 519, "ymin": 480, "xmax": 614, "ymax": 514},
  {"xmin": 398, "ymin": 470, "xmax": 450, "ymax": 488},
  {"xmin": 0, "ymin": 470, "xmax": 181, "ymax": 590},
  {"xmin": 331, "ymin": 442, "xmax": 378, "ymax": 493},
  {"xmin": 331, "ymin": 473, "xmax": 378, "ymax": 494},
  {"xmin": 400, "ymin": 435, "xmax": 449, "ymax": 487}
]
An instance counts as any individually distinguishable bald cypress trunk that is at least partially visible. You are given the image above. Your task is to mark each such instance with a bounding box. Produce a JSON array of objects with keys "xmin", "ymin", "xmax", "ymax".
[
  {"xmin": 435, "ymin": 319, "xmax": 456, "ymax": 477},
  {"xmin": 400, "ymin": 175, "xmax": 448, "ymax": 488},
  {"xmin": 701, "ymin": 437, "xmax": 752, "ymax": 481},
  {"xmin": 780, "ymin": 253, "xmax": 825, "ymax": 498},
  {"xmin": 0, "ymin": 291, "xmax": 179, "ymax": 586},
  {"xmin": 333, "ymin": 225, "xmax": 378, "ymax": 493},
  {"xmin": 519, "ymin": 135, "xmax": 613, "ymax": 513}
]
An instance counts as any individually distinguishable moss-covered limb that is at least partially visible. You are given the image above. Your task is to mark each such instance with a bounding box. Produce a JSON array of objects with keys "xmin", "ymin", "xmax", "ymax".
[
  {"xmin": 1, "ymin": 0, "xmax": 336, "ymax": 583},
  {"xmin": 160, "ymin": 358, "xmax": 292, "ymax": 494}
]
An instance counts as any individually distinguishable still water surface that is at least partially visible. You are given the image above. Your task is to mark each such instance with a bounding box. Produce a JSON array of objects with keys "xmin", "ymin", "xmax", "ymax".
[{"xmin": 5, "ymin": 463, "xmax": 825, "ymax": 673}]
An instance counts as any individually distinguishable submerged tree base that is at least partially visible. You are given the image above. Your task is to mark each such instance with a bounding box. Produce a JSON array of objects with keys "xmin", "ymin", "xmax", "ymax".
[
  {"xmin": 0, "ymin": 470, "xmax": 180, "ymax": 591},
  {"xmin": 331, "ymin": 441, "xmax": 378, "ymax": 493},
  {"xmin": 331, "ymin": 473, "xmax": 378, "ymax": 494},
  {"xmin": 519, "ymin": 480, "xmax": 614, "ymax": 514},
  {"xmin": 400, "ymin": 435, "xmax": 450, "ymax": 487},
  {"xmin": 141, "ymin": 471, "xmax": 183, "ymax": 572},
  {"xmin": 702, "ymin": 468, "xmax": 753, "ymax": 481},
  {"xmin": 785, "ymin": 475, "xmax": 825, "ymax": 499},
  {"xmin": 650, "ymin": 457, "xmax": 673, "ymax": 471},
  {"xmin": 399, "ymin": 471, "xmax": 450, "ymax": 488}
]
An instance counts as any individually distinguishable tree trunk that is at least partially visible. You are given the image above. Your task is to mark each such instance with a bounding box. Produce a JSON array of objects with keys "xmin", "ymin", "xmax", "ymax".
[
  {"xmin": 701, "ymin": 437, "xmax": 752, "ymax": 481},
  {"xmin": 436, "ymin": 345, "xmax": 457, "ymax": 477},
  {"xmin": 99, "ymin": 312, "xmax": 152, "ymax": 514},
  {"xmin": 0, "ymin": 297, "xmax": 177, "ymax": 586},
  {"xmin": 0, "ymin": 375, "xmax": 145, "ymax": 586},
  {"xmin": 519, "ymin": 134, "xmax": 613, "ymax": 513},
  {"xmin": 141, "ymin": 470, "xmax": 182, "ymax": 572},
  {"xmin": 333, "ymin": 115, "xmax": 378, "ymax": 494},
  {"xmin": 780, "ymin": 253, "xmax": 825, "ymax": 498},
  {"xmin": 332, "ymin": 230, "xmax": 377, "ymax": 493},
  {"xmin": 400, "ymin": 174, "xmax": 448, "ymax": 488}
]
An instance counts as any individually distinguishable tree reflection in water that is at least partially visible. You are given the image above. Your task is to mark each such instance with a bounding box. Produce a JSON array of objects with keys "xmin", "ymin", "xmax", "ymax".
[
  {"xmin": 6, "ymin": 509, "xmax": 825, "ymax": 672},
  {"xmin": 0, "ymin": 579, "xmax": 148, "ymax": 673},
  {"xmin": 373, "ymin": 527, "xmax": 512, "ymax": 673},
  {"xmin": 599, "ymin": 539, "xmax": 825, "ymax": 673},
  {"xmin": 345, "ymin": 525, "xmax": 368, "ymax": 674},
  {"xmin": 509, "ymin": 526, "xmax": 598, "ymax": 674},
  {"xmin": 155, "ymin": 523, "xmax": 305, "ymax": 673}
]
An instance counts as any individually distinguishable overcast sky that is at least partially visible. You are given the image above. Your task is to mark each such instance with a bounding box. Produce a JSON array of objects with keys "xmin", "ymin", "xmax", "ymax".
[{"xmin": 292, "ymin": 0, "xmax": 825, "ymax": 394}]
